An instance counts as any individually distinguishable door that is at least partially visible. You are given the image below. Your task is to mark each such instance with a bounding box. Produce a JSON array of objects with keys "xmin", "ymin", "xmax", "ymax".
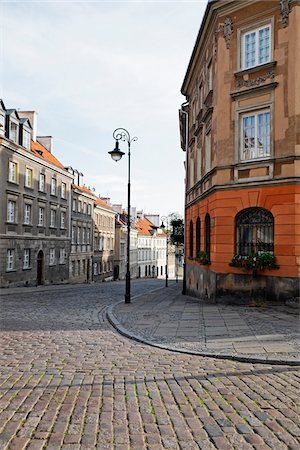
[{"xmin": 37, "ymin": 250, "xmax": 44, "ymax": 285}]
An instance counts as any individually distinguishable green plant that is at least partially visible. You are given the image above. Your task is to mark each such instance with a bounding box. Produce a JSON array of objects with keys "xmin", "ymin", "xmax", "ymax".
[
  {"xmin": 229, "ymin": 252, "xmax": 279, "ymax": 272},
  {"xmin": 196, "ymin": 251, "xmax": 211, "ymax": 265}
]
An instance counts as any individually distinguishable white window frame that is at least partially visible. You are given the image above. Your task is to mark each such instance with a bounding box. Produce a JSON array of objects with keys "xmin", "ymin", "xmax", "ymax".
[
  {"xmin": 25, "ymin": 168, "xmax": 33, "ymax": 188},
  {"xmin": 50, "ymin": 209, "xmax": 56, "ymax": 228},
  {"xmin": 23, "ymin": 130, "xmax": 31, "ymax": 149},
  {"xmin": 38, "ymin": 207, "xmax": 45, "ymax": 226},
  {"xmin": 78, "ymin": 200, "xmax": 82, "ymax": 213},
  {"xmin": 205, "ymin": 131, "xmax": 211, "ymax": 174},
  {"xmin": 61, "ymin": 182, "xmax": 66, "ymax": 199},
  {"xmin": 59, "ymin": 248, "xmax": 66, "ymax": 264},
  {"xmin": 60, "ymin": 211, "xmax": 66, "ymax": 229},
  {"xmin": 6, "ymin": 249, "xmax": 15, "ymax": 271},
  {"xmin": 8, "ymin": 161, "xmax": 18, "ymax": 183},
  {"xmin": 7, "ymin": 200, "xmax": 16, "ymax": 223},
  {"xmin": 241, "ymin": 24, "xmax": 271, "ymax": 70},
  {"xmin": 23, "ymin": 249, "xmax": 30, "ymax": 269},
  {"xmin": 39, "ymin": 173, "xmax": 45, "ymax": 192},
  {"xmin": 49, "ymin": 248, "xmax": 56, "ymax": 266},
  {"xmin": 240, "ymin": 108, "xmax": 271, "ymax": 161},
  {"xmin": 51, "ymin": 178, "xmax": 57, "ymax": 196},
  {"xmin": 10, "ymin": 122, "xmax": 18, "ymax": 143},
  {"xmin": 24, "ymin": 204, "xmax": 31, "ymax": 225}
]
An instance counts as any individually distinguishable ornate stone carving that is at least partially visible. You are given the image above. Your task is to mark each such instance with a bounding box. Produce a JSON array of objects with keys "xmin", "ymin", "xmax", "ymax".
[
  {"xmin": 223, "ymin": 17, "xmax": 233, "ymax": 49},
  {"xmin": 236, "ymin": 69, "xmax": 275, "ymax": 88},
  {"xmin": 280, "ymin": 0, "xmax": 292, "ymax": 28}
]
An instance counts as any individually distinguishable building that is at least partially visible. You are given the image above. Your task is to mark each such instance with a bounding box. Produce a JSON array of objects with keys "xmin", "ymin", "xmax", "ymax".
[
  {"xmin": 0, "ymin": 101, "xmax": 73, "ymax": 287},
  {"xmin": 70, "ymin": 184, "xmax": 94, "ymax": 283},
  {"xmin": 93, "ymin": 197, "xmax": 116, "ymax": 282},
  {"xmin": 114, "ymin": 210, "xmax": 138, "ymax": 280},
  {"xmin": 180, "ymin": 0, "xmax": 299, "ymax": 301}
]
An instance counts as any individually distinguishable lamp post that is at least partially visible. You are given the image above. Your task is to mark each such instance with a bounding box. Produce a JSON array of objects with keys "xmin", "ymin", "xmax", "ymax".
[
  {"xmin": 108, "ymin": 128, "xmax": 137, "ymax": 304},
  {"xmin": 160, "ymin": 216, "xmax": 169, "ymax": 288}
]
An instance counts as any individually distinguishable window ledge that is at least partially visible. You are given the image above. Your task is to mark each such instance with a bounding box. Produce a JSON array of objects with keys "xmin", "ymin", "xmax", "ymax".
[
  {"xmin": 6, "ymin": 222, "xmax": 17, "ymax": 225},
  {"xmin": 8, "ymin": 180, "xmax": 19, "ymax": 185},
  {"xmin": 235, "ymin": 61, "xmax": 277, "ymax": 78},
  {"xmin": 22, "ymin": 267, "xmax": 32, "ymax": 271},
  {"xmin": 24, "ymin": 186, "xmax": 33, "ymax": 190},
  {"xmin": 23, "ymin": 223, "xmax": 32, "ymax": 226},
  {"xmin": 6, "ymin": 269, "xmax": 17, "ymax": 273}
]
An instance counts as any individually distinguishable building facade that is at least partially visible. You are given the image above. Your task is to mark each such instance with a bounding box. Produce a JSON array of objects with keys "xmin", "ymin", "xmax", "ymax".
[
  {"xmin": 93, "ymin": 197, "xmax": 115, "ymax": 282},
  {"xmin": 70, "ymin": 184, "xmax": 94, "ymax": 283},
  {"xmin": 180, "ymin": 0, "xmax": 299, "ymax": 301},
  {"xmin": 0, "ymin": 101, "xmax": 73, "ymax": 287}
]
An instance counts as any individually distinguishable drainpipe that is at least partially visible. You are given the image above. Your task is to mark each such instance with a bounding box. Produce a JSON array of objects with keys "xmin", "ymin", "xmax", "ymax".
[{"xmin": 180, "ymin": 100, "xmax": 189, "ymax": 295}]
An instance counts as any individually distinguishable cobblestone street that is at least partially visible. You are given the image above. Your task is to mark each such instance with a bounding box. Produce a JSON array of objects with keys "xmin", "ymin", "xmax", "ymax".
[{"xmin": 0, "ymin": 280, "xmax": 299, "ymax": 450}]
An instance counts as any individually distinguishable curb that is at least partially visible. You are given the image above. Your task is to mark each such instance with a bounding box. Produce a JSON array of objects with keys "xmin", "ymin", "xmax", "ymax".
[{"xmin": 106, "ymin": 302, "xmax": 300, "ymax": 367}]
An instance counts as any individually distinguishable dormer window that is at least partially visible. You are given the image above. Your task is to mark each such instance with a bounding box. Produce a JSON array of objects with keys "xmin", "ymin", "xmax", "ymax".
[
  {"xmin": 10, "ymin": 122, "xmax": 18, "ymax": 143},
  {"xmin": 23, "ymin": 129, "xmax": 31, "ymax": 149}
]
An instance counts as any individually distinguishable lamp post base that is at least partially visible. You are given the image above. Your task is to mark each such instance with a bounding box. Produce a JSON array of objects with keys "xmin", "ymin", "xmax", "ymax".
[{"xmin": 125, "ymin": 272, "xmax": 131, "ymax": 303}]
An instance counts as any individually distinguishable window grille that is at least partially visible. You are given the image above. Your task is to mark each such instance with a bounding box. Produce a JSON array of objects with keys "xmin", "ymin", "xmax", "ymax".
[
  {"xmin": 205, "ymin": 214, "xmax": 211, "ymax": 259},
  {"xmin": 196, "ymin": 217, "xmax": 201, "ymax": 254},
  {"xmin": 189, "ymin": 220, "xmax": 194, "ymax": 258},
  {"xmin": 236, "ymin": 207, "xmax": 274, "ymax": 256}
]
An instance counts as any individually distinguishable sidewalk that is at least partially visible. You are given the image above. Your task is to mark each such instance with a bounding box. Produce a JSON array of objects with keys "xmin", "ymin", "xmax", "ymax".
[{"xmin": 107, "ymin": 283, "xmax": 300, "ymax": 365}]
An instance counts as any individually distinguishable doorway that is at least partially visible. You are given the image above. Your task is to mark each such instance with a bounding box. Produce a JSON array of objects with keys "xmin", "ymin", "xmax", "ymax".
[{"xmin": 37, "ymin": 250, "xmax": 44, "ymax": 285}]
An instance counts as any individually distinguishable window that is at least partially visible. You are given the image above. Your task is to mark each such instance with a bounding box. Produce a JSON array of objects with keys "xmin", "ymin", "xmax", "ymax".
[
  {"xmin": 242, "ymin": 25, "xmax": 271, "ymax": 70},
  {"xmin": 60, "ymin": 211, "xmax": 66, "ymax": 229},
  {"xmin": 39, "ymin": 173, "xmax": 45, "ymax": 192},
  {"xmin": 196, "ymin": 217, "xmax": 201, "ymax": 255},
  {"xmin": 207, "ymin": 61, "xmax": 213, "ymax": 91},
  {"xmin": 23, "ymin": 130, "xmax": 31, "ymax": 149},
  {"xmin": 88, "ymin": 204, "xmax": 91, "ymax": 215},
  {"xmin": 50, "ymin": 209, "xmax": 56, "ymax": 228},
  {"xmin": 189, "ymin": 220, "xmax": 194, "ymax": 258},
  {"xmin": 49, "ymin": 248, "xmax": 55, "ymax": 266},
  {"xmin": 198, "ymin": 83, "xmax": 203, "ymax": 110},
  {"xmin": 78, "ymin": 200, "xmax": 82, "ymax": 213},
  {"xmin": 236, "ymin": 207, "xmax": 274, "ymax": 256},
  {"xmin": 205, "ymin": 214, "xmax": 211, "ymax": 260},
  {"xmin": 72, "ymin": 226, "xmax": 76, "ymax": 244},
  {"xmin": 77, "ymin": 227, "xmax": 81, "ymax": 244},
  {"xmin": 10, "ymin": 122, "xmax": 18, "ymax": 142},
  {"xmin": 51, "ymin": 178, "xmax": 57, "ymax": 195},
  {"xmin": 82, "ymin": 228, "xmax": 86, "ymax": 244},
  {"xmin": 38, "ymin": 207, "xmax": 45, "ymax": 226},
  {"xmin": 25, "ymin": 168, "xmax": 33, "ymax": 188},
  {"xmin": 61, "ymin": 183, "xmax": 66, "ymax": 199},
  {"xmin": 241, "ymin": 109, "xmax": 270, "ymax": 161},
  {"xmin": 94, "ymin": 263, "xmax": 98, "ymax": 276},
  {"xmin": 24, "ymin": 204, "xmax": 31, "ymax": 225},
  {"xmin": 7, "ymin": 200, "xmax": 16, "ymax": 223},
  {"xmin": 6, "ymin": 249, "xmax": 15, "ymax": 271},
  {"xmin": 59, "ymin": 248, "xmax": 66, "ymax": 264},
  {"xmin": 72, "ymin": 199, "xmax": 76, "ymax": 211},
  {"xmin": 196, "ymin": 134, "xmax": 202, "ymax": 181},
  {"xmin": 87, "ymin": 228, "xmax": 90, "ymax": 244},
  {"xmin": 205, "ymin": 131, "xmax": 211, "ymax": 173},
  {"xmin": 23, "ymin": 249, "xmax": 30, "ymax": 269},
  {"xmin": 83, "ymin": 202, "xmax": 87, "ymax": 214},
  {"xmin": 8, "ymin": 161, "xmax": 18, "ymax": 183}
]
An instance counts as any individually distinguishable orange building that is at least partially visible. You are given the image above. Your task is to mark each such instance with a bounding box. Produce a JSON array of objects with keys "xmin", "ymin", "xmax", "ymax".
[{"xmin": 180, "ymin": 0, "xmax": 299, "ymax": 301}]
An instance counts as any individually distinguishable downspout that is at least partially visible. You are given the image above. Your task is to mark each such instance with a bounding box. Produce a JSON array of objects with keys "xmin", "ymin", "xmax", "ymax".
[{"xmin": 180, "ymin": 100, "xmax": 189, "ymax": 295}]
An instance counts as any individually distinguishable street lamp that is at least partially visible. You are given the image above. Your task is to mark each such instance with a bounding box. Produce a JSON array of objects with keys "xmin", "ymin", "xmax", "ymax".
[
  {"xmin": 108, "ymin": 128, "xmax": 138, "ymax": 304},
  {"xmin": 160, "ymin": 216, "xmax": 170, "ymax": 288}
]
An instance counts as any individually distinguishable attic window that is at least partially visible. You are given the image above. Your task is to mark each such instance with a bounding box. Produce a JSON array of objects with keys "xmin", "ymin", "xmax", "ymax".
[{"xmin": 37, "ymin": 150, "xmax": 43, "ymax": 156}]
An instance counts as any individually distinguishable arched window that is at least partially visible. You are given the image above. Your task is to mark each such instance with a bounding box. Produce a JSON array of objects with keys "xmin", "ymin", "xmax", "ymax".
[
  {"xmin": 189, "ymin": 220, "xmax": 194, "ymax": 258},
  {"xmin": 236, "ymin": 208, "xmax": 274, "ymax": 256},
  {"xmin": 205, "ymin": 214, "xmax": 211, "ymax": 259},
  {"xmin": 196, "ymin": 217, "xmax": 201, "ymax": 255}
]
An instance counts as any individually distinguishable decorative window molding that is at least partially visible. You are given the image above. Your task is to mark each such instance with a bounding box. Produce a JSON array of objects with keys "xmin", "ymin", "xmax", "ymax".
[
  {"xmin": 223, "ymin": 17, "xmax": 233, "ymax": 49},
  {"xmin": 280, "ymin": 0, "xmax": 292, "ymax": 28}
]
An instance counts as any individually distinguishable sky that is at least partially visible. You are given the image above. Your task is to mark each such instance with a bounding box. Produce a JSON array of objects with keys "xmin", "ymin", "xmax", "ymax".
[{"xmin": 1, "ymin": 0, "xmax": 207, "ymax": 218}]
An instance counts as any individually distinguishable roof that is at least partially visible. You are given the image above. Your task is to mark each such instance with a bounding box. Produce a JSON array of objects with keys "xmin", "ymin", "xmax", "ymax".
[
  {"xmin": 72, "ymin": 184, "xmax": 115, "ymax": 211},
  {"xmin": 31, "ymin": 140, "xmax": 65, "ymax": 169},
  {"xmin": 136, "ymin": 217, "xmax": 157, "ymax": 236},
  {"xmin": 95, "ymin": 196, "xmax": 114, "ymax": 210}
]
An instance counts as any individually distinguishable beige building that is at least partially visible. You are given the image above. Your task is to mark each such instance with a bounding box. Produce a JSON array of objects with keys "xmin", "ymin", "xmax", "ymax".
[
  {"xmin": 93, "ymin": 197, "xmax": 116, "ymax": 282},
  {"xmin": 180, "ymin": 0, "xmax": 300, "ymax": 301},
  {"xmin": 70, "ymin": 184, "xmax": 94, "ymax": 283},
  {"xmin": 0, "ymin": 100, "xmax": 73, "ymax": 287}
]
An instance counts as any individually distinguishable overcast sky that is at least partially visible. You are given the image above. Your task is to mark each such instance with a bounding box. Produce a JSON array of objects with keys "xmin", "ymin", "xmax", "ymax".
[{"xmin": 1, "ymin": 0, "xmax": 206, "ymax": 218}]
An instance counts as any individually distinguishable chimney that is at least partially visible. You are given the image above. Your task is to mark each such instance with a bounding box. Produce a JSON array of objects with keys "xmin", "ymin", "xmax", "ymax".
[
  {"xmin": 18, "ymin": 111, "xmax": 37, "ymax": 141},
  {"xmin": 37, "ymin": 136, "xmax": 53, "ymax": 153}
]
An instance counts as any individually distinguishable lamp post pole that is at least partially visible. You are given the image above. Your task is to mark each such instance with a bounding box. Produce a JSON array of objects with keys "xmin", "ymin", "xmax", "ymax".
[
  {"xmin": 108, "ymin": 128, "xmax": 137, "ymax": 304},
  {"xmin": 160, "ymin": 216, "xmax": 169, "ymax": 288}
]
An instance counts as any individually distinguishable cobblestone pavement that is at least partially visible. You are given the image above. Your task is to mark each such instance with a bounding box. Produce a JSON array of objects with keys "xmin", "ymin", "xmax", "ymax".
[
  {"xmin": 0, "ymin": 280, "xmax": 299, "ymax": 450},
  {"xmin": 108, "ymin": 284, "xmax": 300, "ymax": 365}
]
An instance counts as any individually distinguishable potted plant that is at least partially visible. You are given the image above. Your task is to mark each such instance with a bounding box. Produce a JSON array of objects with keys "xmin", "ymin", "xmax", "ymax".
[
  {"xmin": 196, "ymin": 251, "xmax": 211, "ymax": 265},
  {"xmin": 229, "ymin": 252, "xmax": 279, "ymax": 272}
]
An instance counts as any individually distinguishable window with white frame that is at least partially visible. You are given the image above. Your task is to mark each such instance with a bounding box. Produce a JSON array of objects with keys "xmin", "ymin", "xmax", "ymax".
[
  {"xmin": 59, "ymin": 248, "xmax": 66, "ymax": 264},
  {"xmin": 93, "ymin": 262, "xmax": 98, "ymax": 276},
  {"xmin": 6, "ymin": 249, "xmax": 15, "ymax": 271},
  {"xmin": 78, "ymin": 200, "xmax": 82, "ymax": 213},
  {"xmin": 51, "ymin": 178, "xmax": 57, "ymax": 195},
  {"xmin": 39, "ymin": 173, "xmax": 45, "ymax": 192},
  {"xmin": 25, "ymin": 168, "xmax": 33, "ymax": 188},
  {"xmin": 83, "ymin": 202, "xmax": 87, "ymax": 214},
  {"xmin": 24, "ymin": 204, "xmax": 31, "ymax": 224},
  {"xmin": 61, "ymin": 182, "xmax": 66, "ymax": 199},
  {"xmin": 50, "ymin": 209, "xmax": 56, "ymax": 228},
  {"xmin": 38, "ymin": 207, "xmax": 45, "ymax": 226},
  {"xmin": 8, "ymin": 161, "xmax": 18, "ymax": 183},
  {"xmin": 241, "ymin": 24, "xmax": 271, "ymax": 70},
  {"xmin": 240, "ymin": 109, "xmax": 271, "ymax": 161},
  {"xmin": 87, "ymin": 204, "xmax": 91, "ymax": 215},
  {"xmin": 23, "ymin": 130, "xmax": 31, "ymax": 149},
  {"xmin": 87, "ymin": 228, "xmax": 90, "ymax": 244},
  {"xmin": 60, "ymin": 211, "xmax": 66, "ymax": 229},
  {"xmin": 72, "ymin": 199, "xmax": 76, "ymax": 211},
  {"xmin": 10, "ymin": 122, "xmax": 18, "ymax": 142},
  {"xmin": 207, "ymin": 61, "xmax": 213, "ymax": 92},
  {"xmin": 77, "ymin": 227, "xmax": 81, "ymax": 244},
  {"xmin": 7, "ymin": 200, "xmax": 16, "ymax": 223},
  {"xmin": 23, "ymin": 249, "xmax": 30, "ymax": 269},
  {"xmin": 72, "ymin": 226, "xmax": 76, "ymax": 243},
  {"xmin": 82, "ymin": 228, "xmax": 86, "ymax": 244},
  {"xmin": 49, "ymin": 248, "xmax": 55, "ymax": 265}
]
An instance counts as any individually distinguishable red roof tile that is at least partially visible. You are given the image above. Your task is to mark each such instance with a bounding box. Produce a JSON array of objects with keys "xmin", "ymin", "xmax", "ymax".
[
  {"xmin": 31, "ymin": 140, "xmax": 65, "ymax": 169},
  {"xmin": 136, "ymin": 217, "xmax": 157, "ymax": 235}
]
